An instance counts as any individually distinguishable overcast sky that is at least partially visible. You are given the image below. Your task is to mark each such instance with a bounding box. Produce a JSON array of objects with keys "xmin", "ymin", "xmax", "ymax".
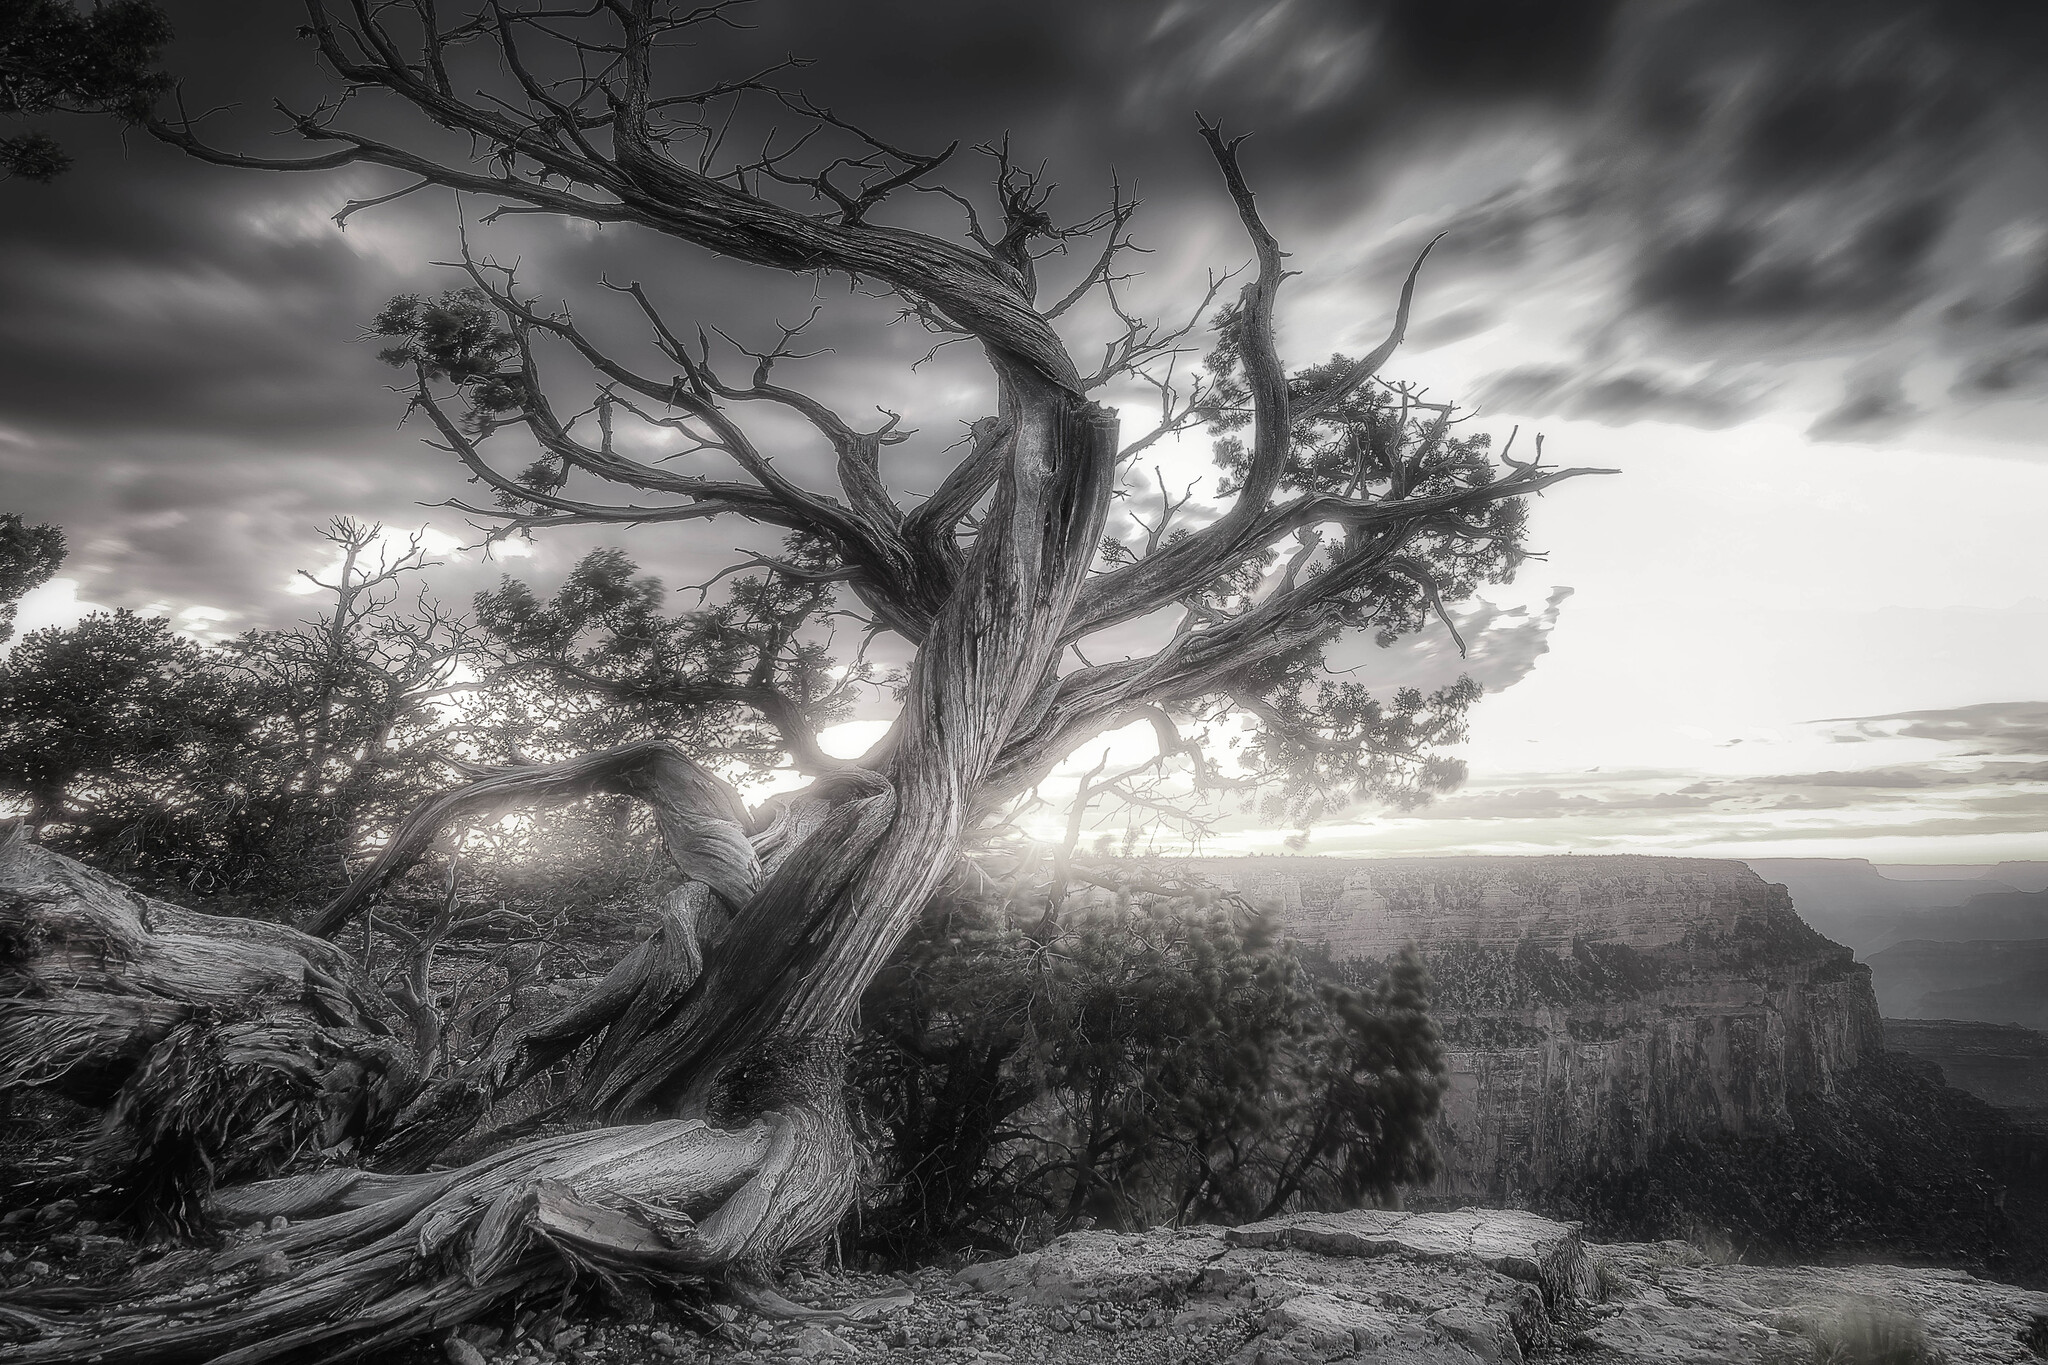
[{"xmin": 5, "ymin": 0, "xmax": 2048, "ymax": 865}]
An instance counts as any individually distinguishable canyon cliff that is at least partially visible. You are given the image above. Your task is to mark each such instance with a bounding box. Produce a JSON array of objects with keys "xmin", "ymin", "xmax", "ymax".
[
  {"xmin": 1183, "ymin": 856, "xmax": 1874, "ymax": 1203},
  {"xmin": 1178, "ymin": 854, "xmax": 2044, "ymax": 1278}
]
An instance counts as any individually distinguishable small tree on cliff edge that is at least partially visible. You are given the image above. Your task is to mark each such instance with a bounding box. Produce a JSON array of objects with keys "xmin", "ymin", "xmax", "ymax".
[{"xmin": 6, "ymin": 4, "xmax": 1607, "ymax": 1356}]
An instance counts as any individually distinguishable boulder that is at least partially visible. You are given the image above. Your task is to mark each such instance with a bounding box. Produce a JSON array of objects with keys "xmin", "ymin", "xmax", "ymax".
[
  {"xmin": 954, "ymin": 1225, "xmax": 1229, "ymax": 1304},
  {"xmin": 1227, "ymin": 1208, "xmax": 1598, "ymax": 1309},
  {"xmin": 960, "ymin": 1215, "xmax": 1553, "ymax": 1363}
]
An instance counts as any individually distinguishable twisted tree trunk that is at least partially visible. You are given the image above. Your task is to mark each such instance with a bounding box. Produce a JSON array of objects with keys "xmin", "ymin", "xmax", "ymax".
[{"xmin": 0, "ymin": 383, "xmax": 1115, "ymax": 1362}]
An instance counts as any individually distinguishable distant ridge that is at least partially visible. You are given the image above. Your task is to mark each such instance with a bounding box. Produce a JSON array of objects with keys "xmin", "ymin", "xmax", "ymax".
[
  {"xmin": 1868, "ymin": 861, "xmax": 2048, "ymax": 893},
  {"xmin": 1985, "ymin": 860, "xmax": 2048, "ymax": 894},
  {"xmin": 1742, "ymin": 857, "xmax": 2026, "ymax": 953}
]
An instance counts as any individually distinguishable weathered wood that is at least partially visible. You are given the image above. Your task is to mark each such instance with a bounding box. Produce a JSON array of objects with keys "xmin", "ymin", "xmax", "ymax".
[
  {"xmin": 0, "ymin": 827, "xmax": 416, "ymax": 1215},
  {"xmin": 5, "ymin": 1120, "xmax": 785, "ymax": 1363}
]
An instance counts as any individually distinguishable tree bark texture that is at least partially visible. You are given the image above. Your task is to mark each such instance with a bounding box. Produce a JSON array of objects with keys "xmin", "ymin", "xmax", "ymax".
[
  {"xmin": 0, "ymin": 826, "xmax": 417, "ymax": 1225},
  {"xmin": 0, "ymin": 381, "xmax": 1118, "ymax": 1351},
  {"xmin": 0, "ymin": 4, "xmax": 1612, "ymax": 1353}
]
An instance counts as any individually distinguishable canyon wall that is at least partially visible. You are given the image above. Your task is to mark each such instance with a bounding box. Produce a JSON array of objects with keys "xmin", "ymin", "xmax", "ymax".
[{"xmin": 1178, "ymin": 855, "xmax": 1884, "ymax": 1206}]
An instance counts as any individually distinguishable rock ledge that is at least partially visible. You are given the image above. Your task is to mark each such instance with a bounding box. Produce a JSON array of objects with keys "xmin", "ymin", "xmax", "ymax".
[{"xmin": 957, "ymin": 1207, "xmax": 2048, "ymax": 1364}]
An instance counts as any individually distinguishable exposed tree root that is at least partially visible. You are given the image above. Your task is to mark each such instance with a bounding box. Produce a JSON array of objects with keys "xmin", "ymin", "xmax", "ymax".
[
  {"xmin": 0, "ymin": 742, "xmax": 897, "ymax": 1361},
  {"xmin": 0, "ymin": 1106, "xmax": 876, "ymax": 1364},
  {"xmin": 0, "ymin": 828, "xmax": 416, "ymax": 1224}
]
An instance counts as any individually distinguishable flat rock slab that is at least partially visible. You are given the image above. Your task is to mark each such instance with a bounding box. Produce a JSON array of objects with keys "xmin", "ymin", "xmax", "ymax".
[
  {"xmin": 1584, "ymin": 1241, "xmax": 2048, "ymax": 1364},
  {"xmin": 951, "ymin": 1215, "xmax": 2048, "ymax": 1364},
  {"xmin": 1258, "ymin": 1291, "xmax": 1492, "ymax": 1363},
  {"xmin": 954, "ymin": 1226, "xmax": 1230, "ymax": 1305},
  {"xmin": 1228, "ymin": 1208, "xmax": 1598, "ymax": 1309},
  {"xmin": 960, "ymin": 1214, "xmax": 1557, "ymax": 1364}
]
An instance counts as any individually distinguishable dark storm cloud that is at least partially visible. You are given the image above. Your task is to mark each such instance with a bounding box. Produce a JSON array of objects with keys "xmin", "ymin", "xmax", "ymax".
[
  {"xmin": 1372, "ymin": 0, "xmax": 1623, "ymax": 102},
  {"xmin": 1406, "ymin": 305, "xmax": 1493, "ymax": 351},
  {"xmin": 1593, "ymin": 1, "xmax": 2032, "ymax": 324},
  {"xmin": 1475, "ymin": 365, "xmax": 1761, "ymax": 428},
  {"xmin": 1809, "ymin": 370, "xmax": 1918, "ymax": 440},
  {"xmin": 0, "ymin": 215, "xmax": 401, "ymax": 439},
  {"xmin": 1953, "ymin": 341, "xmax": 2048, "ymax": 396},
  {"xmin": 1352, "ymin": 0, "xmax": 2048, "ymax": 433},
  {"xmin": 1111, "ymin": 0, "xmax": 1622, "ymax": 134},
  {"xmin": 1627, "ymin": 202, "xmax": 1951, "ymax": 328},
  {"xmin": 5, "ymin": 0, "xmax": 2048, "ymax": 626},
  {"xmin": 1997, "ymin": 248, "xmax": 2048, "ymax": 327}
]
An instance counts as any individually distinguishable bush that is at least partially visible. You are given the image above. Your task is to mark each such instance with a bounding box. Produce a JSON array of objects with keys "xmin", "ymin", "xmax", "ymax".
[{"xmin": 847, "ymin": 866, "xmax": 1448, "ymax": 1261}]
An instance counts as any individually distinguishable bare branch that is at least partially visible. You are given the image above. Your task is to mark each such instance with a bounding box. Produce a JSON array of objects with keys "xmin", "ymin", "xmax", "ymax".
[
  {"xmin": 1290, "ymin": 235, "xmax": 1444, "ymax": 424},
  {"xmin": 310, "ymin": 741, "xmax": 759, "ymax": 939},
  {"xmin": 333, "ymin": 175, "xmax": 437, "ymax": 226},
  {"xmin": 1196, "ymin": 115, "xmax": 1290, "ymax": 507}
]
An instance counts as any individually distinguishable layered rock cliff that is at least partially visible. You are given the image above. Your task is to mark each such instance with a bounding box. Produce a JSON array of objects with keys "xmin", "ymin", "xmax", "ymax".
[
  {"xmin": 1174, "ymin": 855, "xmax": 2043, "ymax": 1277},
  {"xmin": 1182, "ymin": 856, "xmax": 1881, "ymax": 1206}
]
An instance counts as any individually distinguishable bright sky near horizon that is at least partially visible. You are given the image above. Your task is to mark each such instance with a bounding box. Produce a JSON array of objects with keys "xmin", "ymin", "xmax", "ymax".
[{"xmin": 5, "ymin": 0, "xmax": 2047, "ymax": 865}]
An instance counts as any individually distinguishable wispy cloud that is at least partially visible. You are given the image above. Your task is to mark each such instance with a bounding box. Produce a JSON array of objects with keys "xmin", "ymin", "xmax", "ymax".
[
  {"xmin": 1816, "ymin": 702, "xmax": 2048, "ymax": 756},
  {"xmin": 1262, "ymin": 699, "xmax": 2048, "ymax": 859}
]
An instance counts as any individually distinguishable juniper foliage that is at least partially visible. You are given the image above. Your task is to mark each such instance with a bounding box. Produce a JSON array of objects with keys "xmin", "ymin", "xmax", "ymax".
[{"xmin": 849, "ymin": 871, "xmax": 1448, "ymax": 1259}]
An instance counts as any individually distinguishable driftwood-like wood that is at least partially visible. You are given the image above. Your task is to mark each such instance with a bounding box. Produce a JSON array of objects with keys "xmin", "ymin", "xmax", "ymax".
[
  {"xmin": 0, "ymin": 4, "xmax": 1612, "ymax": 1357},
  {"xmin": 0, "ymin": 825, "xmax": 416, "ymax": 1214},
  {"xmin": 6, "ymin": 1120, "xmax": 791, "ymax": 1364}
]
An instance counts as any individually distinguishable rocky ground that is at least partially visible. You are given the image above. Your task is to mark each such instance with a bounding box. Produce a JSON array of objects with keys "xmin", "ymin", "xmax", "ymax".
[{"xmin": 5, "ymin": 1193, "xmax": 2048, "ymax": 1365}]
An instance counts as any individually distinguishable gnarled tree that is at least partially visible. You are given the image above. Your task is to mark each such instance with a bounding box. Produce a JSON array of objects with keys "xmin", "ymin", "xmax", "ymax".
[{"xmin": 0, "ymin": 2, "xmax": 1608, "ymax": 1358}]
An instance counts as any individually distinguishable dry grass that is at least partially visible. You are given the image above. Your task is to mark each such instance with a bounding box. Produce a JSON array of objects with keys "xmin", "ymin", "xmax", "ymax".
[
  {"xmin": 1805, "ymin": 1302, "xmax": 1944, "ymax": 1365},
  {"xmin": 1590, "ymin": 1256, "xmax": 1628, "ymax": 1302}
]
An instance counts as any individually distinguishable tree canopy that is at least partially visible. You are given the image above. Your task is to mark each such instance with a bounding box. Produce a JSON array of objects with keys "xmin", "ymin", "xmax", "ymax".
[
  {"xmin": 0, "ymin": 608, "xmax": 245, "ymax": 840},
  {"xmin": 134, "ymin": 0, "xmax": 1607, "ymax": 852},
  {"xmin": 0, "ymin": 511, "xmax": 63, "ymax": 643},
  {"xmin": 0, "ymin": 0, "xmax": 170, "ymax": 181}
]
